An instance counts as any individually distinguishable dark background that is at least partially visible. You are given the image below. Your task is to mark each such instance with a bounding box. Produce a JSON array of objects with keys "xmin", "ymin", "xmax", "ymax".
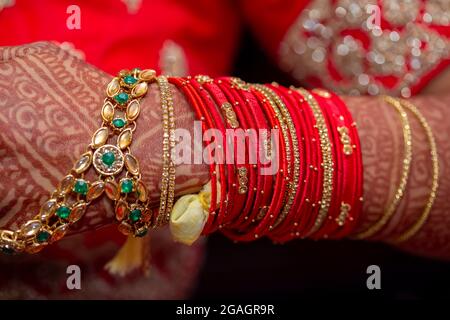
[{"xmin": 192, "ymin": 31, "xmax": 450, "ymax": 300}]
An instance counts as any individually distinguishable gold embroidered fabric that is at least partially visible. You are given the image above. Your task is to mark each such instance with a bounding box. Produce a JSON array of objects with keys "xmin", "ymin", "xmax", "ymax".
[{"xmin": 279, "ymin": 0, "xmax": 450, "ymax": 97}]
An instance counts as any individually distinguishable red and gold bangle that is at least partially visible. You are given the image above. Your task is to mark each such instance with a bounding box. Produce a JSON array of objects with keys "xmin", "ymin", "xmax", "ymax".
[
  {"xmin": 266, "ymin": 85, "xmax": 310, "ymax": 242},
  {"xmin": 263, "ymin": 84, "xmax": 305, "ymax": 239},
  {"xmin": 218, "ymin": 84, "xmax": 288, "ymax": 241},
  {"xmin": 189, "ymin": 76, "xmax": 230, "ymax": 230},
  {"xmin": 219, "ymin": 77, "xmax": 273, "ymax": 232},
  {"xmin": 231, "ymin": 85, "xmax": 290, "ymax": 240},
  {"xmin": 295, "ymin": 88, "xmax": 334, "ymax": 237},
  {"xmin": 309, "ymin": 89, "xmax": 359, "ymax": 239},
  {"xmin": 215, "ymin": 78, "xmax": 258, "ymax": 228},
  {"xmin": 307, "ymin": 89, "xmax": 342, "ymax": 239},
  {"xmin": 287, "ymin": 88, "xmax": 324, "ymax": 240},
  {"xmin": 199, "ymin": 79, "xmax": 246, "ymax": 229},
  {"xmin": 262, "ymin": 84, "xmax": 300, "ymax": 231},
  {"xmin": 168, "ymin": 76, "xmax": 219, "ymax": 233},
  {"xmin": 323, "ymin": 90, "xmax": 363, "ymax": 239}
]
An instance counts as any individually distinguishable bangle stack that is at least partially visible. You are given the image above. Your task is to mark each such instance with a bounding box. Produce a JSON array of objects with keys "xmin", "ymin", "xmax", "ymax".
[
  {"xmin": 167, "ymin": 76, "xmax": 365, "ymax": 244},
  {"xmin": 1, "ymin": 71, "xmax": 438, "ymax": 255}
]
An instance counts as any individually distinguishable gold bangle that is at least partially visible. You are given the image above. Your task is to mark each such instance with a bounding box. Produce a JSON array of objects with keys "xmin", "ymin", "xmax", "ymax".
[
  {"xmin": 296, "ymin": 88, "xmax": 334, "ymax": 237},
  {"xmin": 0, "ymin": 68, "xmax": 157, "ymax": 254},
  {"xmin": 155, "ymin": 75, "xmax": 176, "ymax": 227},
  {"xmin": 252, "ymin": 84, "xmax": 293, "ymax": 228},
  {"xmin": 391, "ymin": 99, "xmax": 439, "ymax": 243},
  {"xmin": 254, "ymin": 84, "xmax": 300, "ymax": 229},
  {"xmin": 353, "ymin": 95, "xmax": 413, "ymax": 239}
]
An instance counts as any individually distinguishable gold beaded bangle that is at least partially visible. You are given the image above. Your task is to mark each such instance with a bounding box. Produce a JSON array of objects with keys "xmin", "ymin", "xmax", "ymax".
[
  {"xmin": 252, "ymin": 85, "xmax": 293, "ymax": 227},
  {"xmin": 353, "ymin": 95, "xmax": 413, "ymax": 239},
  {"xmin": 0, "ymin": 68, "xmax": 157, "ymax": 254},
  {"xmin": 391, "ymin": 99, "xmax": 439, "ymax": 243},
  {"xmin": 296, "ymin": 88, "xmax": 334, "ymax": 237},
  {"xmin": 155, "ymin": 75, "xmax": 176, "ymax": 227},
  {"xmin": 255, "ymin": 84, "xmax": 300, "ymax": 229}
]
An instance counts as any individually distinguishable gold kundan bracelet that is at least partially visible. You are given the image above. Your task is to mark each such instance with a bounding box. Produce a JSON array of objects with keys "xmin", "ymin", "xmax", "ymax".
[{"xmin": 0, "ymin": 68, "xmax": 157, "ymax": 254}]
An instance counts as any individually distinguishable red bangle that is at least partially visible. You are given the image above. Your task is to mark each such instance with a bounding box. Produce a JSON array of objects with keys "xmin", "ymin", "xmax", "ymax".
[
  {"xmin": 188, "ymin": 77, "xmax": 232, "ymax": 230},
  {"xmin": 263, "ymin": 84, "xmax": 306, "ymax": 241},
  {"xmin": 271, "ymin": 88, "xmax": 324, "ymax": 241},
  {"xmin": 324, "ymin": 90, "xmax": 363, "ymax": 238},
  {"xmin": 309, "ymin": 89, "xmax": 363, "ymax": 239},
  {"xmin": 215, "ymin": 78, "xmax": 259, "ymax": 229},
  {"xmin": 168, "ymin": 77, "xmax": 220, "ymax": 234},
  {"xmin": 308, "ymin": 90, "xmax": 343, "ymax": 240},
  {"xmin": 219, "ymin": 78, "xmax": 274, "ymax": 233},
  {"xmin": 294, "ymin": 88, "xmax": 331, "ymax": 238},
  {"xmin": 236, "ymin": 85, "xmax": 291, "ymax": 240},
  {"xmin": 199, "ymin": 79, "xmax": 249, "ymax": 230}
]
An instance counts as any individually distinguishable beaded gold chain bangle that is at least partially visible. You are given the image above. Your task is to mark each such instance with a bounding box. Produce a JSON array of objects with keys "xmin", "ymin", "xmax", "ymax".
[
  {"xmin": 391, "ymin": 99, "xmax": 439, "ymax": 243},
  {"xmin": 155, "ymin": 75, "xmax": 176, "ymax": 227},
  {"xmin": 296, "ymin": 88, "xmax": 334, "ymax": 237},
  {"xmin": 353, "ymin": 95, "xmax": 413, "ymax": 239},
  {"xmin": 0, "ymin": 68, "xmax": 157, "ymax": 254},
  {"xmin": 258, "ymin": 84, "xmax": 300, "ymax": 229},
  {"xmin": 252, "ymin": 85, "xmax": 293, "ymax": 225}
]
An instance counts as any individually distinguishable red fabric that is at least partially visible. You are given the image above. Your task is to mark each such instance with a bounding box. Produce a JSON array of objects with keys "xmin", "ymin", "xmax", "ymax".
[
  {"xmin": 0, "ymin": 0, "xmax": 240, "ymax": 76},
  {"xmin": 238, "ymin": 0, "xmax": 310, "ymax": 60}
]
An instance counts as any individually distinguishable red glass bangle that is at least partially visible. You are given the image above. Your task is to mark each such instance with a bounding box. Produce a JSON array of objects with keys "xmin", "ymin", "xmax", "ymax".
[
  {"xmin": 183, "ymin": 78, "xmax": 228, "ymax": 234},
  {"xmin": 294, "ymin": 89, "xmax": 326, "ymax": 238},
  {"xmin": 273, "ymin": 87, "xmax": 323, "ymax": 241},
  {"xmin": 219, "ymin": 78, "xmax": 274, "ymax": 233},
  {"xmin": 264, "ymin": 84, "xmax": 306, "ymax": 240},
  {"xmin": 233, "ymin": 86, "xmax": 290, "ymax": 240},
  {"xmin": 200, "ymin": 80, "xmax": 248, "ymax": 229},
  {"xmin": 188, "ymin": 77, "xmax": 231, "ymax": 230},
  {"xmin": 168, "ymin": 77, "xmax": 219, "ymax": 234},
  {"xmin": 308, "ymin": 89, "xmax": 363, "ymax": 239},
  {"xmin": 325, "ymin": 90, "xmax": 363, "ymax": 238},
  {"xmin": 308, "ymin": 90, "xmax": 343, "ymax": 240},
  {"xmin": 215, "ymin": 78, "xmax": 258, "ymax": 229},
  {"xmin": 217, "ymin": 84, "xmax": 289, "ymax": 241}
]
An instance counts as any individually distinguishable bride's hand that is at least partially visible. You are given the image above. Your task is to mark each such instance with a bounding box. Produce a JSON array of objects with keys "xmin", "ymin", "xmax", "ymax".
[
  {"xmin": 0, "ymin": 42, "xmax": 209, "ymax": 235},
  {"xmin": 0, "ymin": 42, "xmax": 117, "ymax": 233}
]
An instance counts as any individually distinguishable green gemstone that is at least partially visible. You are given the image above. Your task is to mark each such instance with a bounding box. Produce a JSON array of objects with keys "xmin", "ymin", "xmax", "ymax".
[
  {"xmin": 102, "ymin": 152, "xmax": 115, "ymax": 166},
  {"xmin": 121, "ymin": 179, "xmax": 133, "ymax": 193},
  {"xmin": 123, "ymin": 75, "xmax": 137, "ymax": 85},
  {"xmin": 73, "ymin": 179, "xmax": 88, "ymax": 195},
  {"xmin": 112, "ymin": 118, "xmax": 126, "ymax": 128},
  {"xmin": 36, "ymin": 230, "xmax": 51, "ymax": 243},
  {"xmin": 136, "ymin": 228, "xmax": 148, "ymax": 237},
  {"xmin": 129, "ymin": 209, "xmax": 142, "ymax": 223},
  {"xmin": 56, "ymin": 206, "xmax": 71, "ymax": 220},
  {"xmin": 114, "ymin": 92, "xmax": 129, "ymax": 104}
]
